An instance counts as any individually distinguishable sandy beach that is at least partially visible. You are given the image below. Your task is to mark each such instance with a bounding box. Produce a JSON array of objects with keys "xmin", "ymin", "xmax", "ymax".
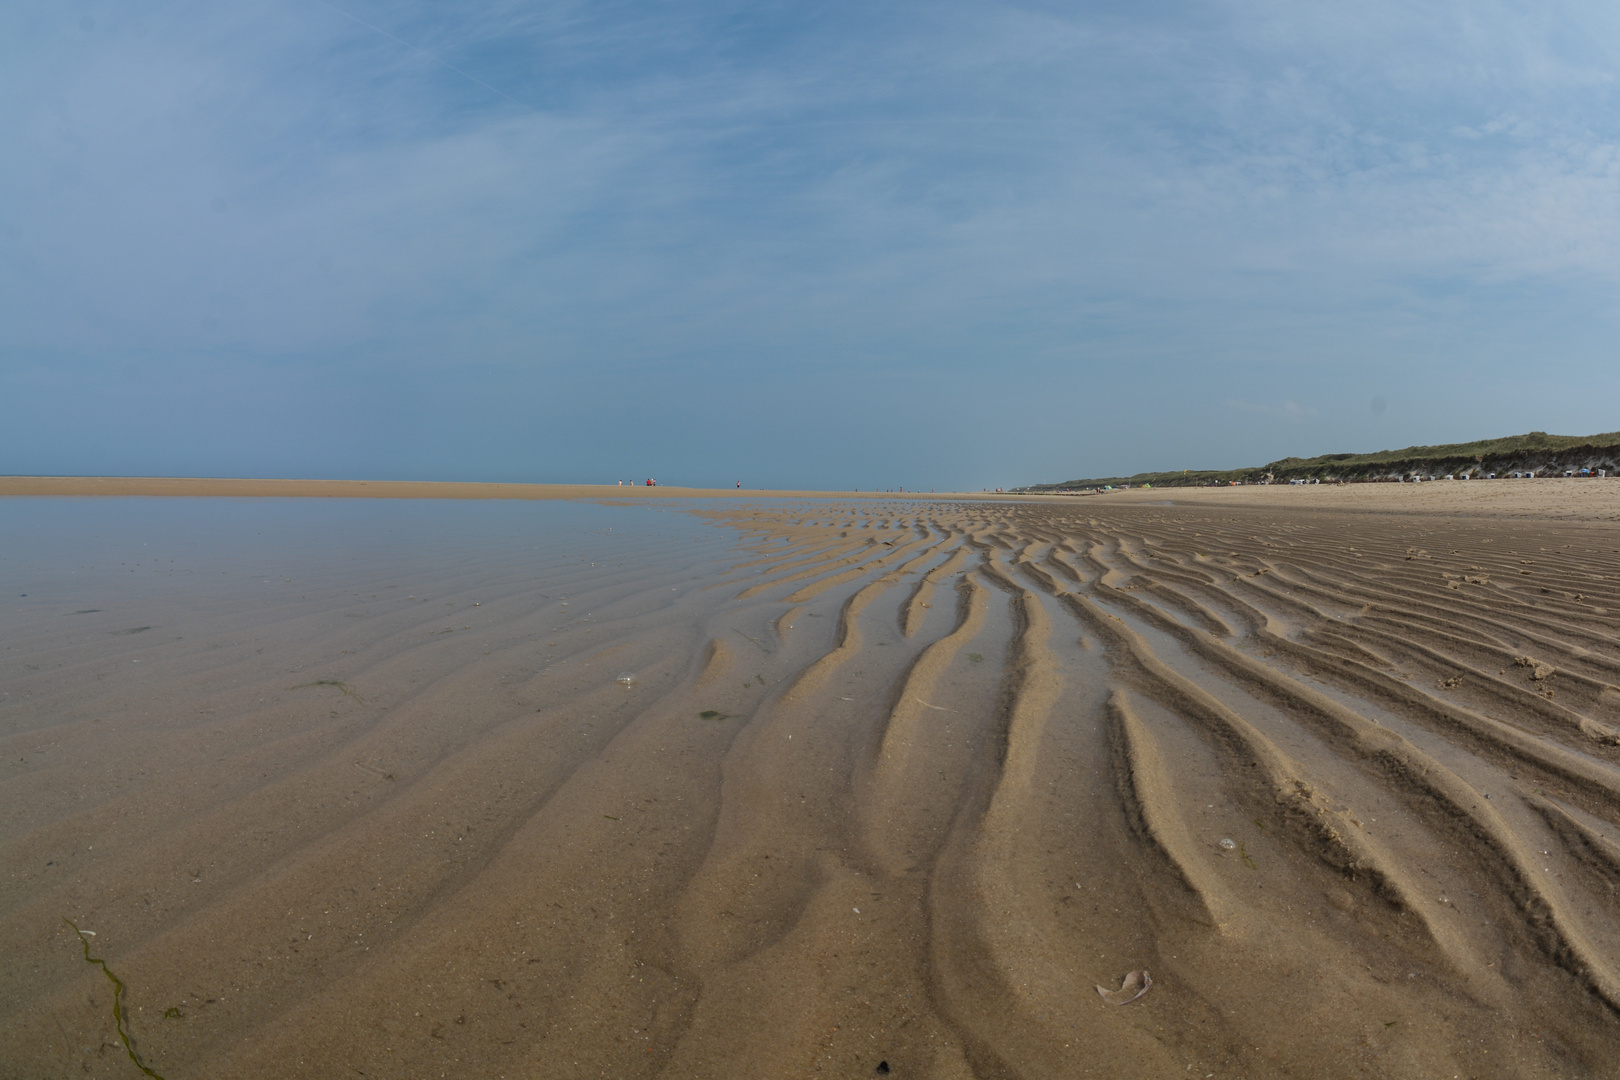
[{"xmin": 4, "ymin": 480, "xmax": 1620, "ymax": 1077}]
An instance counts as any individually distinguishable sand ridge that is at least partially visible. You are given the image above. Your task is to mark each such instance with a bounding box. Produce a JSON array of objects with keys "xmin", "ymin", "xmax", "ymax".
[{"xmin": 2, "ymin": 490, "xmax": 1619, "ymax": 1077}]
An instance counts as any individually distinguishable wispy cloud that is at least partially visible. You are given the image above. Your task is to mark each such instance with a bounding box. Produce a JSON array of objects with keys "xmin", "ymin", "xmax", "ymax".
[{"xmin": 4, "ymin": 0, "xmax": 1619, "ymax": 485}]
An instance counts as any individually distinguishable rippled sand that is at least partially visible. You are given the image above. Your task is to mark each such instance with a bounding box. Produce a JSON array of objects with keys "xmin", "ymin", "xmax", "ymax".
[{"xmin": 4, "ymin": 487, "xmax": 1620, "ymax": 1078}]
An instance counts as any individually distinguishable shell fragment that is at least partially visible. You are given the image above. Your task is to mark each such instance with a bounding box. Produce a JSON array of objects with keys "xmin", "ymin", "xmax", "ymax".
[{"xmin": 1096, "ymin": 969, "xmax": 1152, "ymax": 1005}]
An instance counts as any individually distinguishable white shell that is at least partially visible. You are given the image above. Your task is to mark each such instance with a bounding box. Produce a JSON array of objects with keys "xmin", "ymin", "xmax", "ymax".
[{"xmin": 1096, "ymin": 970, "xmax": 1152, "ymax": 1005}]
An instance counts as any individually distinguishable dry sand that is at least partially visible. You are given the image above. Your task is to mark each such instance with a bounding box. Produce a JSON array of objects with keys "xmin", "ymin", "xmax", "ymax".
[
  {"xmin": 4, "ymin": 480, "xmax": 1620, "ymax": 1078},
  {"xmin": 1091, "ymin": 476, "xmax": 1620, "ymax": 522}
]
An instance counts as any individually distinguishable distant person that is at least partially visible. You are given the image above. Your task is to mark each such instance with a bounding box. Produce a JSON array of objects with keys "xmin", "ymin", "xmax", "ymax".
[{"xmin": 736, "ymin": 481, "xmax": 741, "ymax": 488}]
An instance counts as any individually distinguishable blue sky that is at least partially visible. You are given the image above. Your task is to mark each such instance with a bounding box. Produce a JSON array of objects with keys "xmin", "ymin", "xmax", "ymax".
[{"xmin": 4, "ymin": 1, "xmax": 1619, "ymax": 489}]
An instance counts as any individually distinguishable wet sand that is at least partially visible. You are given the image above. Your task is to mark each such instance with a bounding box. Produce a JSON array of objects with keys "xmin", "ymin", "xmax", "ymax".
[
  {"xmin": 0, "ymin": 477, "xmax": 962, "ymax": 501},
  {"xmin": 3, "ymin": 484, "xmax": 1620, "ymax": 1078}
]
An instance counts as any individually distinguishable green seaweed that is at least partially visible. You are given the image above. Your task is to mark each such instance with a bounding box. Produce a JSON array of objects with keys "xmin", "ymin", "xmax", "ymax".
[
  {"xmin": 1238, "ymin": 841, "xmax": 1257, "ymax": 870},
  {"xmin": 731, "ymin": 627, "xmax": 770, "ymax": 652},
  {"xmin": 966, "ymin": 653, "xmax": 984, "ymax": 663},
  {"xmin": 63, "ymin": 918, "xmax": 167, "ymax": 1080},
  {"xmin": 162, "ymin": 1007, "xmax": 181, "ymax": 1020},
  {"xmin": 698, "ymin": 710, "xmax": 736, "ymax": 721},
  {"xmin": 603, "ymin": 814, "xmax": 620, "ymax": 821},
  {"xmin": 291, "ymin": 679, "xmax": 362, "ymax": 702}
]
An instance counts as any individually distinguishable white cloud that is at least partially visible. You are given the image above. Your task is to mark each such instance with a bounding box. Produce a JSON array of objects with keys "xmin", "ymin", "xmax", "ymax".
[{"xmin": 6, "ymin": 0, "xmax": 1620, "ymax": 485}]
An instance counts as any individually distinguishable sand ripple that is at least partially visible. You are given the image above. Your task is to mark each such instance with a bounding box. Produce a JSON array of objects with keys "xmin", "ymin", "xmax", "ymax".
[{"xmin": 4, "ymin": 497, "xmax": 1620, "ymax": 1076}]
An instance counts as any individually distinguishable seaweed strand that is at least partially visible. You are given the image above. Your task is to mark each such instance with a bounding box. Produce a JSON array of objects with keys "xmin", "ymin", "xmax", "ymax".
[{"xmin": 63, "ymin": 918, "xmax": 167, "ymax": 1080}]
